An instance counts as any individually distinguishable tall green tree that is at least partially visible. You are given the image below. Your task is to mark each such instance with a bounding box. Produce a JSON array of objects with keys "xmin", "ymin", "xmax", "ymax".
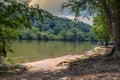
[
  {"xmin": 0, "ymin": 0, "xmax": 52, "ymax": 62},
  {"xmin": 91, "ymin": 13, "xmax": 110, "ymax": 42},
  {"xmin": 62, "ymin": 0, "xmax": 120, "ymax": 57}
]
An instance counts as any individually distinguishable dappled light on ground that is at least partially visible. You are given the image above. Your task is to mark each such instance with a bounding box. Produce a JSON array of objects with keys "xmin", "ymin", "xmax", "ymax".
[{"xmin": 1, "ymin": 47, "xmax": 120, "ymax": 80}]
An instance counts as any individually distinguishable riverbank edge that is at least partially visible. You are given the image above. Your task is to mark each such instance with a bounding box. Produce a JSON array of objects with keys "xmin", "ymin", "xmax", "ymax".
[
  {"xmin": 22, "ymin": 47, "xmax": 109, "ymax": 72},
  {"xmin": 0, "ymin": 47, "xmax": 115, "ymax": 80}
]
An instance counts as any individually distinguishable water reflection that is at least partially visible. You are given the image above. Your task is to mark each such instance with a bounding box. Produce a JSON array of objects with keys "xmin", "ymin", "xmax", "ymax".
[{"xmin": 8, "ymin": 40, "xmax": 97, "ymax": 63}]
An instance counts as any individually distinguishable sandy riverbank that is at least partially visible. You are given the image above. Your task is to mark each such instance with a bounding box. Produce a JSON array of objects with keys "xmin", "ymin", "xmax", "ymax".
[
  {"xmin": 1, "ymin": 47, "xmax": 119, "ymax": 80},
  {"xmin": 22, "ymin": 47, "xmax": 106, "ymax": 71}
]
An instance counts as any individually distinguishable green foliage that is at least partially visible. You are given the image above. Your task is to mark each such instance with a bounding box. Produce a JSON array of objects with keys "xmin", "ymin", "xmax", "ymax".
[
  {"xmin": 5, "ymin": 57, "xmax": 16, "ymax": 65},
  {"xmin": 91, "ymin": 13, "xmax": 110, "ymax": 42},
  {"xmin": 61, "ymin": 0, "xmax": 99, "ymax": 19},
  {"xmin": 0, "ymin": 0, "xmax": 52, "ymax": 63},
  {"xmin": 18, "ymin": 16, "xmax": 93, "ymax": 41},
  {"xmin": 61, "ymin": 0, "xmax": 120, "ymax": 41},
  {"xmin": 62, "ymin": 0, "xmax": 118, "ymax": 42}
]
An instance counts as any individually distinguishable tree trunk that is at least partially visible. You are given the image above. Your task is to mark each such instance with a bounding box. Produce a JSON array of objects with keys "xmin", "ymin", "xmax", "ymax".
[
  {"xmin": 112, "ymin": 0, "xmax": 120, "ymax": 57},
  {"xmin": 2, "ymin": 39, "xmax": 7, "ymax": 58},
  {"xmin": 101, "ymin": 0, "xmax": 120, "ymax": 57}
]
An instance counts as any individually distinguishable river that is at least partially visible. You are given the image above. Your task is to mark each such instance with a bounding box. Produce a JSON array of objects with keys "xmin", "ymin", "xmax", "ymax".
[{"xmin": 8, "ymin": 40, "xmax": 97, "ymax": 63}]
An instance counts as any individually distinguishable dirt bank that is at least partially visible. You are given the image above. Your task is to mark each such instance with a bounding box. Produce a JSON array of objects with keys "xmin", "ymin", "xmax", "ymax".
[
  {"xmin": 22, "ymin": 47, "xmax": 108, "ymax": 72},
  {"xmin": 1, "ymin": 47, "xmax": 119, "ymax": 80}
]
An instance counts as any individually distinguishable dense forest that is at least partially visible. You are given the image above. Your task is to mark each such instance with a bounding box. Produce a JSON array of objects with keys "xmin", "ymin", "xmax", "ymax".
[{"xmin": 18, "ymin": 16, "xmax": 93, "ymax": 41}]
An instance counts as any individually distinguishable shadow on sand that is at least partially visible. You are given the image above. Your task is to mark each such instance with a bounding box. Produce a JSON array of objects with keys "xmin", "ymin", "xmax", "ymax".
[{"xmin": 1, "ymin": 53, "xmax": 120, "ymax": 80}]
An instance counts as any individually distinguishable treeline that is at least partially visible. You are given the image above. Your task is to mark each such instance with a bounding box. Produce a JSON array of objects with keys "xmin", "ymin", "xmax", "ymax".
[{"xmin": 18, "ymin": 16, "xmax": 94, "ymax": 41}]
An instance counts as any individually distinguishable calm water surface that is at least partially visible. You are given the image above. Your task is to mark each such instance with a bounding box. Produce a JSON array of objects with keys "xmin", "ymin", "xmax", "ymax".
[{"xmin": 8, "ymin": 41, "xmax": 97, "ymax": 63}]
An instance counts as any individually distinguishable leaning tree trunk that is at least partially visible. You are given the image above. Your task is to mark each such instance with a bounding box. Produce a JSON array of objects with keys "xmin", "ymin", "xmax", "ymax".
[
  {"xmin": 101, "ymin": 0, "xmax": 120, "ymax": 57},
  {"xmin": 112, "ymin": 0, "xmax": 120, "ymax": 57}
]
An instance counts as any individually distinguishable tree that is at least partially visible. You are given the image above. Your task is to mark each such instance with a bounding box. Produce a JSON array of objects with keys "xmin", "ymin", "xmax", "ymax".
[
  {"xmin": 18, "ymin": 16, "xmax": 92, "ymax": 41},
  {"xmin": 62, "ymin": 0, "xmax": 120, "ymax": 57},
  {"xmin": 91, "ymin": 13, "xmax": 110, "ymax": 43},
  {"xmin": 0, "ymin": 0, "xmax": 52, "ymax": 63}
]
